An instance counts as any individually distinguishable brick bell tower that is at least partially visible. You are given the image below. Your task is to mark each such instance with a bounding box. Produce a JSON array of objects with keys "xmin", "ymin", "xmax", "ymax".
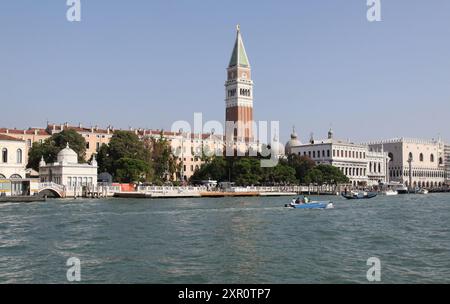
[{"xmin": 225, "ymin": 25, "xmax": 254, "ymax": 141}]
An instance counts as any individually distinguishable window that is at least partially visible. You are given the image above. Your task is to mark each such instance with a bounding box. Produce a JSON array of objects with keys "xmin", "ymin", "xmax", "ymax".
[
  {"xmin": 2, "ymin": 148, "xmax": 7, "ymax": 163},
  {"xmin": 27, "ymin": 139, "xmax": 32, "ymax": 147},
  {"xmin": 388, "ymin": 153, "xmax": 394, "ymax": 162},
  {"xmin": 96, "ymin": 142, "xmax": 100, "ymax": 151},
  {"xmin": 439, "ymin": 157, "xmax": 443, "ymax": 165},
  {"xmin": 419, "ymin": 153, "xmax": 424, "ymax": 162},
  {"xmin": 313, "ymin": 151, "xmax": 316, "ymax": 158},
  {"xmin": 327, "ymin": 150, "xmax": 330, "ymax": 157},
  {"xmin": 16, "ymin": 149, "xmax": 22, "ymax": 164},
  {"xmin": 86, "ymin": 142, "xmax": 90, "ymax": 149},
  {"xmin": 409, "ymin": 152, "xmax": 413, "ymax": 161},
  {"xmin": 430, "ymin": 154, "xmax": 435, "ymax": 162}
]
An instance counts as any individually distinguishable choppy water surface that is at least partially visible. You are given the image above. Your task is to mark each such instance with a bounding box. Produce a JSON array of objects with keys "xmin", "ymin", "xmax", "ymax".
[{"xmin": 1, "ymin": 194, "xmax": 450, "ymax": 283}]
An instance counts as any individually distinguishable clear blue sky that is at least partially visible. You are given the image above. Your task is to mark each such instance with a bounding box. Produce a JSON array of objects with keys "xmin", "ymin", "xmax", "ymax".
[{"xmin": 1, "ymin": 1, "xmax": 449, "ymax": 144}]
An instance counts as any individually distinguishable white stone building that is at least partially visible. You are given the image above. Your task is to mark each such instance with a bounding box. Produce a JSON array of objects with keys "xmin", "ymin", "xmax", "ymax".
[
  {"xmin": 288, "ymin": 129, "xmax": 388, "ymax": 186},
  {"xmin": 39, "ymin": 144, "xmax": 98, "ymax": 196},
  {"xmin": 0, "ymin": 135, "xmax": 33, "ymax": 196},
  {"xmin": 0, "ymin": 134, "xmax": 27, "ymax": 179},
  {"xmin": 367, "ymin": 138, "xmax": 446, "ymax": 189}
]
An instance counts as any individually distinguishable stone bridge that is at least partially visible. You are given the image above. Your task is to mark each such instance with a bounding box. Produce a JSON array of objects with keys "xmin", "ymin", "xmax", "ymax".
[{"xmin": 38, "ymin": 182, "xmax": 66, "ymax": 198}]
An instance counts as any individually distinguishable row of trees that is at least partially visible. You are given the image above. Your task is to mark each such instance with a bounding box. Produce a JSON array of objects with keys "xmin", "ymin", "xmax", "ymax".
[
  {"xmin": 28, "ymin": 130, "xmax": 349, "ymax": 186},
  {"xmin": 96, "ymin": 131, "xmax": 180, "ymax": 184},
  {"xmin": 27, "ymin": 129, "xmax": 179, "ymax": 184},
  {"xmin": 28, "ymin": 129, "xmax": 87, "ymax": 170},
  {"xmin": 190, "ymin": 154, "xmax": 349, "ymax": 186}
]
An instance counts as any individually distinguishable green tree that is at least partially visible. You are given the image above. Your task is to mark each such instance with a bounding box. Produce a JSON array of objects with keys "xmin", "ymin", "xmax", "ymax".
[
  {"xmin": 287, "ymin": 154, "xmax": 316, "ymax": 184},
  {"xmin": 305, "ymin": 168, "xmax": 324, "ymax": 185},
  {"xmin": 97, "ymin": 131, "xmax": 152, "ymax": 182},
  {"xmin": 27, "ymin": 129, "xmax": 86, "ymax": 170},
  {"xmin": 190, "ymin": 156, "xmax": 229, "ymax": 182},
  {"xmin": 315, "ymin": 164, "xmax": 349, "ymax": 185},
  {"xmin": 115, "ymin": 158, "xmax": 150, "ymax": 183},
  {"xmin": 233, "ymin": 157, "xmax": 262, "ymax": 186},
  {"xmin": 262, "ymin": 161, "xmax": 297, "ymax": 185},
  {"xmin": 148, "ymin": 132, "xmax": 179, "ymax": 183}
]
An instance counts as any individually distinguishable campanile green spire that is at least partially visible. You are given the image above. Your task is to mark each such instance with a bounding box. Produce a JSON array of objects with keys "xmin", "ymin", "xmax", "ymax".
[{"xmin": 228, "ymin": 24, "xmax": 250, "ymax": 68}]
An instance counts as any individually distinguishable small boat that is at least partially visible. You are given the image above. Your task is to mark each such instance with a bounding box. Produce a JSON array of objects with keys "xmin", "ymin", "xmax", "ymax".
[
  {"xmin": 417, "ymin": 188, "xmax": 429, "ymax": 194},
  {"xmin": 285, "ymin": 196, "xmax": 333, "ymax": 209},
  {"xmin": 285, "ymin": 201, "xmax": 334, "ymax": 209},
  {"xmin": 385, "ymin": 182, "xmax": 408, "ymax": 194},
  {"xmin": 341, "ymin": 191, "xmax": 377, "ymax": 200},
  {"xmin": 382, "ymin": 189, "xmax": 398, "ymax": 196}
]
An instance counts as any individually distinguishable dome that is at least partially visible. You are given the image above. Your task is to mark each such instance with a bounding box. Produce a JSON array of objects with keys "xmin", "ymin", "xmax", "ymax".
[
  {"xmin": 57, "ymin": 143, "xmax": 78, "ymax": 164},
  {"xmin": 270, "ymin": 140, "xmax": 285, "ymax": 157},
  {"xmin": 285, "ymin": 126, "xmax": 301, "ymax": 155}
]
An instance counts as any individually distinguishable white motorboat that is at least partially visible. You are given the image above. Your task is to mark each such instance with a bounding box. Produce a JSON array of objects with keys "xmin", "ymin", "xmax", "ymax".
[
  {"xmin": 382, "ymin": 189, "xmax": 398, "ymax": 196},
  {"xmin": 417, "ymin": 188, "xmax": 429, "ymax": 194},
  {"xmin": 384, "ymin": 182, "xmax": 408, "ymax": 194}
]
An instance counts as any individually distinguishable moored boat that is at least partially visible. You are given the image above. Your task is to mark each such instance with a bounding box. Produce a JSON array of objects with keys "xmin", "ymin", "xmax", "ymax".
[
  {"xmin": 341, "ymin": 191, "xmax": 377, "ymax": 200},
  {"xmin": 417, "ymin": 188, "xmax": 429, "ymax": 194},
  {"xmin": 382, "ymin": 189, "xmax": 398, "ymax": 196},
  {"xmin": 386, "ymin": 182, "xmax": 408, "ymax": 194}
]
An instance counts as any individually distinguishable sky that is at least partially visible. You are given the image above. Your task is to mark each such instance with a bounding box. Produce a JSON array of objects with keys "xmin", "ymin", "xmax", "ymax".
[{"xmin": 1, "ymin": 0, "xmax": 449, "ymax": 144}]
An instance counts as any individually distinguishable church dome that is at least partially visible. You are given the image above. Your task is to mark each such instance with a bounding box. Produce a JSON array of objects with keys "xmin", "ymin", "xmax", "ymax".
[
  {"xmin": 57, "ymin": 143, "xmax": 78, "ymax": 164},
  {"xmin": 285, "ymin": 126, "xmax": 301, "ymax": 155}
]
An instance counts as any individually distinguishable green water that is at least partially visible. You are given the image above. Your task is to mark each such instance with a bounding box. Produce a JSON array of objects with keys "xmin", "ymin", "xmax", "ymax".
[{"xmin": 1, "ymin": 193, "xmax": 450, "ymax": 283}]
